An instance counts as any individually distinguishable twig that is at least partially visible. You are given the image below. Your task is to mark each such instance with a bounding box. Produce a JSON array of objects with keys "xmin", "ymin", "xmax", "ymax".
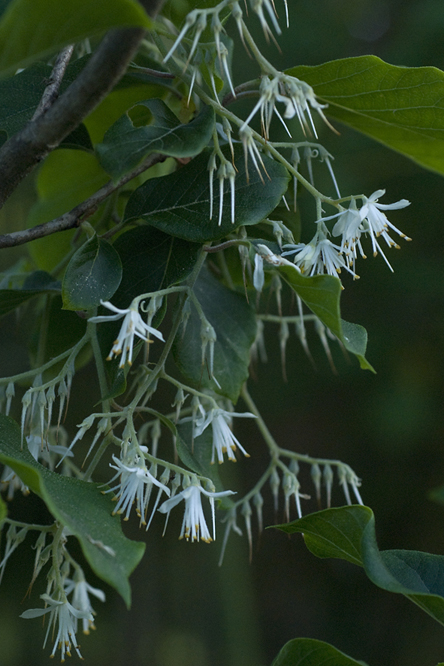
[
  {"xmin": 31, "ymin": 45, "xmax": 75, "ymax": 121},
  {"xmin": 0, "ymin": 0, "xmax": 167, "ymax": 209},
  {"xmin": 0, "ymin": 153, "xmax": 166, "ymax": 248}
]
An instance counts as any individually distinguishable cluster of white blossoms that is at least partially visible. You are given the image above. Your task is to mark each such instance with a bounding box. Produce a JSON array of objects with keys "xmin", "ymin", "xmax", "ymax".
[
  {"xmin": 281, "ymin": 190, "xmax": 411, "ymax": 279},
  {"xmin": 21, "ymin": 574, "xmax": 105, "ymax": 661}
]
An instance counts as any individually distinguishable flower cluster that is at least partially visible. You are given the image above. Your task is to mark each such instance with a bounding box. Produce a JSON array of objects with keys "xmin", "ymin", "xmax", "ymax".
[
  {"xmin": 104, "ymin": 449, "xmax": 170, "ymax": 528},
  {"xmin": 282, "ymin": 190, "xmax": 411, "ymax": 278}
]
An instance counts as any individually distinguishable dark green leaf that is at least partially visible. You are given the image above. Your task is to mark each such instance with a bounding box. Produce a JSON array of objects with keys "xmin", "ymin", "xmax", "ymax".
[
  {"xmin": 272, "ymin": 261, "xmax": 373, "ymax": 370},
  {"xmin": 271, "ymin": 638, "xmax": 368, "ymax": 666},
  {"xmin": 0, "ymin": 59, "xmax": 92, "ymax": 148},
  {"xmin": 0, "ymin": 492, "xmax": 6, "ymax": 527},
  {"xmin": 112, "ymin": 226, "xmax": 202, "ymax": 306},
  {"xmin": 42, "ymin": 296, "xmax": 88, "ymax": 363},
  {"xmin": 97, "ymin": 101, "xmax": 215, "ymax": 178},
  {"xmin": 62, "ymin": 234, "xmax": 122, "ymax": 311},
  {"xmin": 124, "ymin": 145, "xmax": 290, "ymax": 242},
  {"xmin": 276, "ymin": 505, "xmax": 444, "ymax": 626},
  {"xmin": 173, "ymin": 267, "xmax": 257, "ymax": 402},
  {"xmin": 0, "ymin": 0, "xmax": 152, "ymax": 76},
  {"xmin": 288, "ymin": 56, "xmax": 444, "ymax": 176},
  {"xmin": 0, "ymin": 414, "xmax": 144, "ymax": 606},
  {"xmin": 98, "ymin": 226, "xmax": 202, "ymax": 397},
  {"xmin": 0, "ymin": 271, "xmax": 60, "ymax": 317}
]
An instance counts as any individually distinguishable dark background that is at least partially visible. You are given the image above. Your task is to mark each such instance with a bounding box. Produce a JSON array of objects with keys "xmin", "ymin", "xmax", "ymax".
[{"xmin": 1, "ymin": 1, "xmax": 444, "ymax": 665}]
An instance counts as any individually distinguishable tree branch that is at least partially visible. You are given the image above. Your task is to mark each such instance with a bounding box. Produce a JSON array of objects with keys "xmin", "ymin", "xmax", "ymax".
[
  {"xmin": 0, "ymin": 28, "xmax": 146, "ymax": 208},
  {"xmin": 0, "ymin": 0, "xmax": 166, "ymax": 210},
  {"xmin": 0, "ymin": 153, "xmax": 166, "ymax": 249}
]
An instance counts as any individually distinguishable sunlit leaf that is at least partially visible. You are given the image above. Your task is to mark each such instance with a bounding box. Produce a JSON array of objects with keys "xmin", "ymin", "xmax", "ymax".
[{"xmin": 289, "ymin": 56, "xmax": 444, "ymax": 176}]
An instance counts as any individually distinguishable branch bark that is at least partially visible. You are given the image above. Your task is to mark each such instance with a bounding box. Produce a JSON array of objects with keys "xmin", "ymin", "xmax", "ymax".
[{"xmin": 0, "ymin": 153, "xmax": 166, "ymax": 248}]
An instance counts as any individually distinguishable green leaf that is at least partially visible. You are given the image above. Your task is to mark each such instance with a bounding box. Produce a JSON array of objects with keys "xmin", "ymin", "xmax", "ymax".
[
  {"xmin": 288, "ymin": 56, "xmax": 444, "ymax": 176},
  {"xmin": 0, "ymin": 60, "xmax": 92, "ymax": 149},
  {"xmin": 0, "ymin": 0, "xmax": 151, "ymax": 76},
  {"xmin": 173, "ymin": 267, "xmax": 257, "ymax": 402},
  {"xmin": 124, "ymin": 145, "xmax": 290, "ymax": 242},
  {"xmin": 272, "ymin": 261, "xmax": 373, "ymax": 371},
  {"xmin": 0, "ymin": 492, "xmax": 6, "ymax": 527},
  {"xmin": 62, "ymin": 234, "xmax": 122, "ymax": 311},
  {"xmin": 271, "ymin": 638, "xmax": 368, "ymax": 666},
  {"xmin": 97, "ymin": 226, "xmax": 202, "ymax": 397},
  {"xmin": 112, "ymin": 226, "xmax": 202, "ymax": 305},
  {"xmin": 276, "ymin": 505, "xmax": 444, "ymax": 626},
  {"xmin": 0, "ymin": 414, "xmax": 144, "ymax": 606},
  {"xmin": 0, "ymin": 271, "xmax": 60, "ymax": 317},
  {"xmin": 97, "ymin": 100, "xmax": 215, "ymax": 178}
]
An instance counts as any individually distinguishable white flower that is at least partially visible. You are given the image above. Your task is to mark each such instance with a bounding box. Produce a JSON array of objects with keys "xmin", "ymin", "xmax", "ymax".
[
  {"xmin": 282, "ymin": 235, "xmax": 357, "ymax": 279},
  {"xmin": 253, "ymin": 253, "xmax": 265, "ymax": 292},
  {"xmin": 194, "ymin": 408, "xmax": 255, "ymax": 464},
  {"xmin": 331, "ymin": 199, "xmax": 366, "ymax": 268},
  {"xmin": 64, "ymin": 573, "xmax": 105, "ymax": 635},
  {"xmin": 241, "ymin": 76, "xmax": 291, "ymax": 140},
  {"xmin": 158, "ymin": 480, "xmax": 235, "ymax": 542},
  {"xmin": 89, "ymin": 299, "xmax": 164, "ymax": 367},
  {"xmin": 104, "ymin": 454, "xmax": 170, "ymax": 525},
  {"xmin": 359, "ymin": 189, "xmax": 411, "ymax": 271},
  {"xmin": 21, "ymin": 593, "xmax": 93, "ymax": 661}
]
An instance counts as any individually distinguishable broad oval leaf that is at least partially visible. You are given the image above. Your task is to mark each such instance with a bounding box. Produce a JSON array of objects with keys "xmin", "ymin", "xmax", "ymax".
[
  {"xmin": 276, "ymin": 505, "xmax": 444, "ymax": 627},
  {"xmin": 124, "ymin": 145, "xmax": 290, "ymax": 242},
  {"xmin": 0, "ymin": 413, "xmax": 144, "ymax": 606},
  {"xmin": 0, "ymin": 0, "xmax": 151, "ymax": 76},
  {"xmin": 97, "ymin": 100, "xmax": 215, "ymax": 178},
  {"xmin": 62, "ymin": 234, "xmax": 122, "ymax": 311},
  {"xmin": 97, "ymin": 226, "xmax": 202, "ymax": 397},
  {"xmin": 288, "ymin": 56, "xmax": 444, "ymax": 176},
  {"xmin": 173, "ymin": 267, "xmax": 257, "ymax": 402},
  {"xmin": 271, "ymin": 638, "xmax": 368, "ymax": 666}
]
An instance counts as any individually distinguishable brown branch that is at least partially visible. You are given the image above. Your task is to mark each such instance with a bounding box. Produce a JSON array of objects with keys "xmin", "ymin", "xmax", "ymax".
[{"xmin": 0, "ymin": 153, "xmax": 166, "ymax": 249}]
